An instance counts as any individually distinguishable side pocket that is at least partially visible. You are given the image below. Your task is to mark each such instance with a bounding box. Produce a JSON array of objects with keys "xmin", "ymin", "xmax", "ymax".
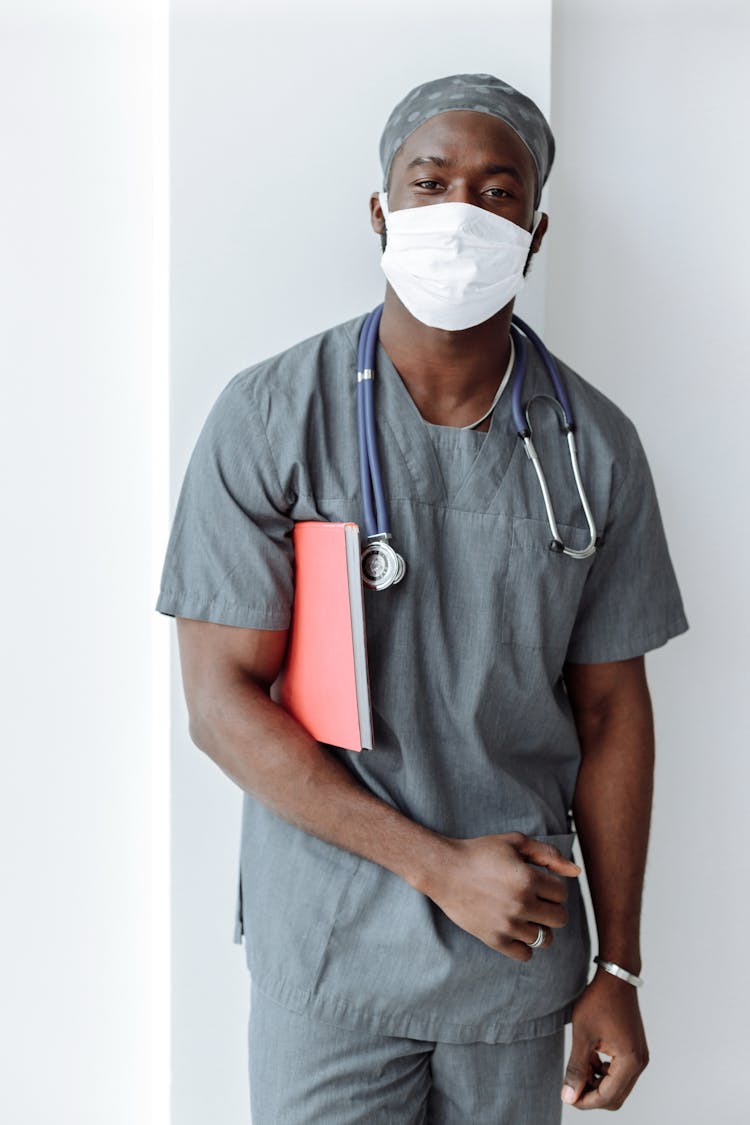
[
  {"xmin": 304, "ymin": 856, "xmax": 363, "ymax": 1000},
  {"xmin": 242, "ymin": 828, "xmax": 362, "ymax": 1001}
]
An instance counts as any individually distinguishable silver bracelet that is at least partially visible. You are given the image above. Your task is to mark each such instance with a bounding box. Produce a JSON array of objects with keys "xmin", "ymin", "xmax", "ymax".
[{"xmin": 593, "ymin": 956, "xmax": 643, "ymax": 988}]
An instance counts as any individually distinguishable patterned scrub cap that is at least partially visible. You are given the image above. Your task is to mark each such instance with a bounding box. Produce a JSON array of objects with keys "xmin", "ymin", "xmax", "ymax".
[{"xmin": 379, "ymin": 73, "xmax": 554, "ymax": 207}]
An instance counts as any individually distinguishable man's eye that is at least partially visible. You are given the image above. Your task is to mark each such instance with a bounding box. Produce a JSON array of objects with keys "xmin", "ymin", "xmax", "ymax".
[
  {"xmin": 486, "ymin": 187, "xmax": 511, "ymax": 198},
  {"xmin": 415, "ymin": 180, "xmax": 440, "ymax": 189}
]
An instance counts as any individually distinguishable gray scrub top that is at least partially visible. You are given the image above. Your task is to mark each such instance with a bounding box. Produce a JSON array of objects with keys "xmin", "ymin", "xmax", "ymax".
[{"xmin": 156, "ymin": 313, "xmax": 688, "ymax": 1044}]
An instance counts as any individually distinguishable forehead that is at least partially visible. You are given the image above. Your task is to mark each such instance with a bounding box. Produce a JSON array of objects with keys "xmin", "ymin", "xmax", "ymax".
[{"xmin": 391, "ymin": 110, "xmax": 537, "ymax": 187}]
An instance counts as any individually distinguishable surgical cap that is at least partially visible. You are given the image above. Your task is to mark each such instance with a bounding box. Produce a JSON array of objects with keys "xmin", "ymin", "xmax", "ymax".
[{"xmin": 379, "ymin": 73, "xmax": 555, "ymax": 208}]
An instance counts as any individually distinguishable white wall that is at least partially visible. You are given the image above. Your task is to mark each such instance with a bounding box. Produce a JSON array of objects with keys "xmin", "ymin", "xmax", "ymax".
[
  {"xmin": 548, "ymin": 3, "xmax": 750, "ymax": 1122},
  {"xmin": 0, "ymin": 3, "xmax": 169, "ymax": 1124},
  {"xmin": 169, "ymin": 2, "xmax": 551, "ymax": 1121}
]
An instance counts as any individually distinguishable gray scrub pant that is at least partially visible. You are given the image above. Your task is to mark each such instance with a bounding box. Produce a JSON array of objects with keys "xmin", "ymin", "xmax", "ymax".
[{"xmin": 247, "ymin": 980, "xmax": 565, "ymax": 1124}]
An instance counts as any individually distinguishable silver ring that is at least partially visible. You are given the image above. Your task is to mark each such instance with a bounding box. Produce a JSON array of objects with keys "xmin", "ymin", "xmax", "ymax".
[{"xmin": 527, "ymin": 925, "xmax": 546, "ymax": 949}]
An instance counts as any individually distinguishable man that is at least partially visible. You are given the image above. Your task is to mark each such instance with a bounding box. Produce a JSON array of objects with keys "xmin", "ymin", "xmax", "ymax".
[{"xmin": 157, "ymin": 74, "xmax": 687, "ymax": 1123}]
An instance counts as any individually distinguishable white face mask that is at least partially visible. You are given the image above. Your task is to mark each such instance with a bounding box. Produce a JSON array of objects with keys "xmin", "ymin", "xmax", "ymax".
[{"xmin": 379, "ymin": 193, "xmax": 541, "ymax": 331}]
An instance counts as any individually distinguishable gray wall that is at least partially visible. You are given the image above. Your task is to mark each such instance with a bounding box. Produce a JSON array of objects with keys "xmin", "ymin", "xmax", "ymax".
[{"xmin": 549, "ymin": 3, "xmax": 750, "ymax": 1122}]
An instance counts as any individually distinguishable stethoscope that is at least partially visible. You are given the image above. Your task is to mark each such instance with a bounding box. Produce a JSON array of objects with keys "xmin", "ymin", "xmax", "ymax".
[{"xmin": 356, "ymin": 304, "xmax": 599, "ymax": 591}]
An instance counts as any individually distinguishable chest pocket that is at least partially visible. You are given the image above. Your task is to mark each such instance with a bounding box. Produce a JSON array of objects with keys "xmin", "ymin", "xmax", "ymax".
[{"xmin": 501, "ymin": 517, "xmax": 594, "ymax": 651}]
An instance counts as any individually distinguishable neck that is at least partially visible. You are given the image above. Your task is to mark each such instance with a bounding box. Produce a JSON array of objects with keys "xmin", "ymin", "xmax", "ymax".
[{"xmin": 378, "ymin": 286, "xmax": 514, "ymax": 428}]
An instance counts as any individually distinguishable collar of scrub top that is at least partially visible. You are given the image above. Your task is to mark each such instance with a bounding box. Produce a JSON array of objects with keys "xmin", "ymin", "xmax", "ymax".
[{"xmin": 356, "ymin": 305, "xmax": 599, "ymax": 585}]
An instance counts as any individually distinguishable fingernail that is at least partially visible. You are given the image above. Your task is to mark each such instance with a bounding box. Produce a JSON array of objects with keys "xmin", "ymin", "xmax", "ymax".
[{"xmin": 561, "ymin": 1085, "xmax": 577, "ymax": 1104}]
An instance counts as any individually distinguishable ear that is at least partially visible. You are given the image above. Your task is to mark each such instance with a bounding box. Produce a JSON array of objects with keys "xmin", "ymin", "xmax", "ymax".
[
  {"xmin": 530, "ymin": 212, "xmax": 548, "ymax": 254},
  {"xmin": 370, "ymin": 192, "xmax": 386, "ymax": 236}
]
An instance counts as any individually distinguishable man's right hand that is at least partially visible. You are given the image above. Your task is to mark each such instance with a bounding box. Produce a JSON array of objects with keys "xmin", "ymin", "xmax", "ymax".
[{"xmin": 422, "ymin": 833, "xmax": 580, "ymax": 961}]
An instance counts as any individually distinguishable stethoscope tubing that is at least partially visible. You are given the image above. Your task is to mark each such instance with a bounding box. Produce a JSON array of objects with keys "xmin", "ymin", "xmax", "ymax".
[
  {"xmin": 508, "ymin": 320, "xmax": 597, "ymax": 558},
  {"xmin": 510, "ymin": 314, "xmax": 576, "ymax": 429},
  {"xmin": 356, "ymin": 304, "xmax": 599, "ymax": 569},
  {"xmin": 357, "ymin": 305, "xmax": 389, "ymax": 538}
]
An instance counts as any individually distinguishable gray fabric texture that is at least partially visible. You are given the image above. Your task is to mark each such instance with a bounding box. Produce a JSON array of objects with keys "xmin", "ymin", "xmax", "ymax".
[
  {"xmin": 379, "ymin": 73, "xmax": 555, "ymax": 206},
  {"xmin": 426, "ymin": 421, "xmax": 487, "ymax": 502},
  {"xmin": 156, "ymin": 313, "xmax": 688, "ymax": 1044},
  {"xmin": 248, "ymin": 977, "xmax": 565, "ymax": 1124}
]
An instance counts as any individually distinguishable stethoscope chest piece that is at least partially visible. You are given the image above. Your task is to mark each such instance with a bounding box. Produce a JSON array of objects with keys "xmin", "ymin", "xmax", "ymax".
[{"xmin": 361, "ymin": 538, "xmax": 406, "ymax": 591}]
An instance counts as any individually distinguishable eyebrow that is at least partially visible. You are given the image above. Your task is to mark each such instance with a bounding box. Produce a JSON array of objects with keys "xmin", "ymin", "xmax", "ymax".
[
  {"xmin": 406, "ymin": 155, "xmax": 523, "ymax": 183},
  {"xmin": 406, "ymin": 155, "xmax": 449, "ymax": 169}
]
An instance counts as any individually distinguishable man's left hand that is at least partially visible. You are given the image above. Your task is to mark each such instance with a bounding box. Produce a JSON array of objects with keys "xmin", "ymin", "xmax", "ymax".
[{"xmin": 560, "ymin": 968, "xmax": 650, "ymax": 1110}]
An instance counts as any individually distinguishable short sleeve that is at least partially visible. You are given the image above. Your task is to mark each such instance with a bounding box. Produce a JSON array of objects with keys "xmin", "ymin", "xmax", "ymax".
[
  {"xmin": 155, "ymin": 377, "xmax": 294, "ymax": 630},
  {"xmin": 565, "ymin": 427, "xmax": 688, "ymax": 663}
]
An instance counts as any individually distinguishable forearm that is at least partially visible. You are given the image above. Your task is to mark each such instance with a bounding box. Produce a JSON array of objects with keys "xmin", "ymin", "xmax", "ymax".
[
  {"xmin": 569, "ymin": 665, "xmax": 655, "ymax": 976},
  {"xmin": 188, "ymin": 673, "xmax": 447, "ymax": 891}
]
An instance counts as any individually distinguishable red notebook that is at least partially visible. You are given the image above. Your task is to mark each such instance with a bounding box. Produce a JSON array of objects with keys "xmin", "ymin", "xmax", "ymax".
[{"xmin": 273, "ymin": 521, "xmax": 373, "ymax": 752}]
